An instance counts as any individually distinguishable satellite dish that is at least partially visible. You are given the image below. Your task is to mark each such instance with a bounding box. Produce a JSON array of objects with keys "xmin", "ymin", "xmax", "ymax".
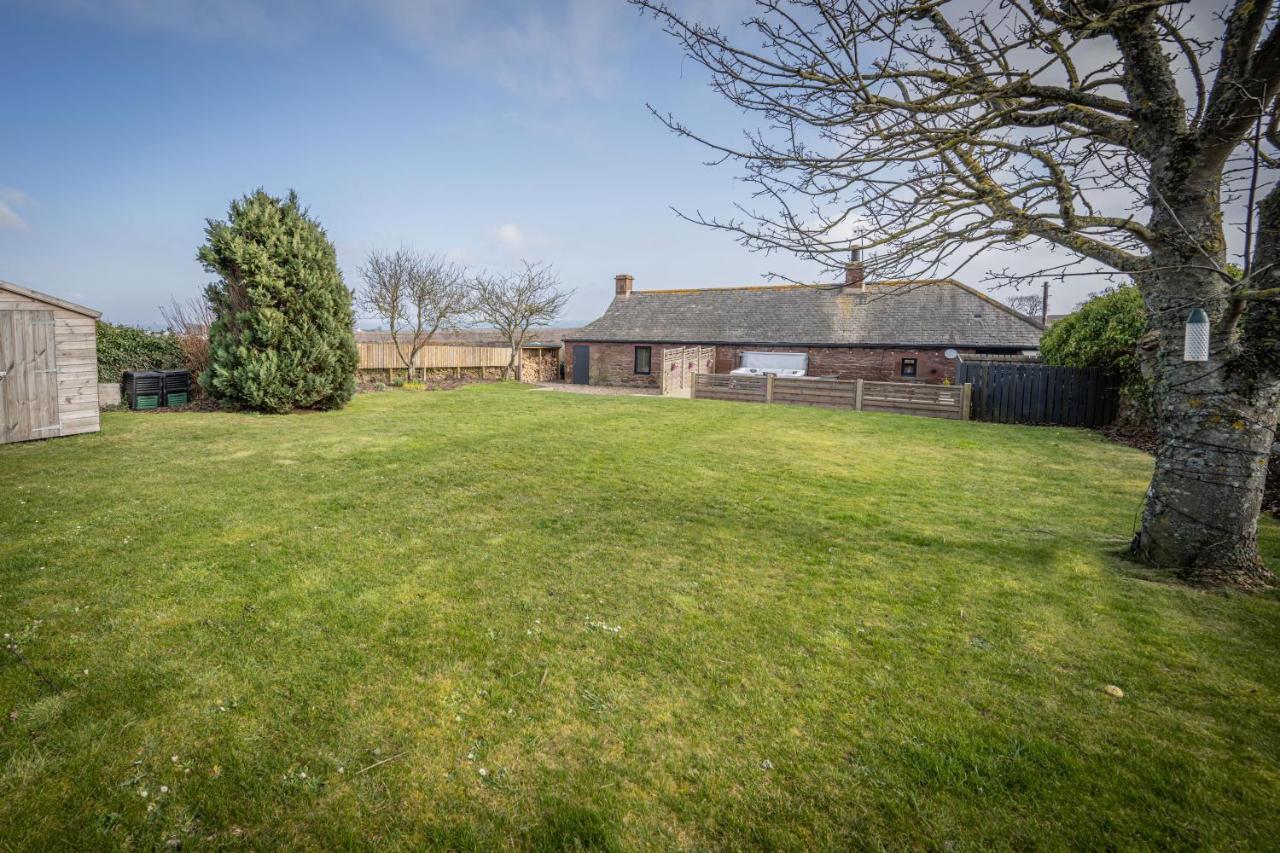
[{"xmin": 944, "ymin": 348, "xmax": 959, "ymax": 359}]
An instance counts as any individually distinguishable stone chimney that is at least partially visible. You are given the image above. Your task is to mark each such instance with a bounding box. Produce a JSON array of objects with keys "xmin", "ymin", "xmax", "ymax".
[
  {"xmin": 615, "ymin": 274, "xmax": 634, "ymax": 296},
  {"xmin": 844, "ymin": 248, "xmax": 865, "ymax": 291}
]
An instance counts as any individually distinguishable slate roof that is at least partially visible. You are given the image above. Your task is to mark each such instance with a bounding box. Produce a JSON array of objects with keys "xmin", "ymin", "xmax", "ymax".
[{"xmin": 566, "ymin": 280, "xmax": 1042, "ymax": 349}]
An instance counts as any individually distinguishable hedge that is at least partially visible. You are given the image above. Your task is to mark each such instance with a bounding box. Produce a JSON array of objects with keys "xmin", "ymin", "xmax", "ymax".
[{"xmin": 96, "ymin": 321, "xmax": 186, "ymax": 383}]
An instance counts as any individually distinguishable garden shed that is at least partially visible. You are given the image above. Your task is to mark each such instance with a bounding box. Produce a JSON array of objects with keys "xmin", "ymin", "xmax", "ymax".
[{"xmin": 0, "ymin": 280, "xmax": 101, "ymax": 444}]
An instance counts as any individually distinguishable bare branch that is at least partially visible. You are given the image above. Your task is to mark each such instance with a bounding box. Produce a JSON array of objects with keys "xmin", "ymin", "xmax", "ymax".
[
  {"xmin": 360, "ymin": 249, "xmax": 471, "ymax": 380},
  {"xmin": 469, "ymin": 261, "xmax": 572, "ymax": 380}
]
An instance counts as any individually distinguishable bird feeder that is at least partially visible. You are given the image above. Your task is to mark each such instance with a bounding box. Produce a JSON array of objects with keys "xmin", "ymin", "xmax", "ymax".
[{"xmin": 1184, "ymin": 307, "xmax": 1210, "ymax": 362}]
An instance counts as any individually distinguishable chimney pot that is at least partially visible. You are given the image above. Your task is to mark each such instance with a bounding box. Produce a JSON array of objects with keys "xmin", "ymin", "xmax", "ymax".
[
  {"xmin": 844, "ymin": 250, "xmax": 865, "ymax": 291},
  {"xmin": 615, "ymin": 274, "xmax": 634, "ymax": 296}
]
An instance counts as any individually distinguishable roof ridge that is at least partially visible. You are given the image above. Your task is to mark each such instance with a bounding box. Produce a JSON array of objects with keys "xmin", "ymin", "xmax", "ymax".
[
  {"xmin": 0, "ymin": 279, "xmax": 101, "ymax": 318},
  {"xmin": 635, "ymin": 280, "xmax": 960, "ymax": 295},
  {"xmin": 635, "ymin": 284, "xmax": 816, "ymax": 294}
]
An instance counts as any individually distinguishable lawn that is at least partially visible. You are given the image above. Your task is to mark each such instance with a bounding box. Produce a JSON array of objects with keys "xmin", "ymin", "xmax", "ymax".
[{"xmin": 1, "ymin": 384, "xmax": 1278, "ymax": 850}]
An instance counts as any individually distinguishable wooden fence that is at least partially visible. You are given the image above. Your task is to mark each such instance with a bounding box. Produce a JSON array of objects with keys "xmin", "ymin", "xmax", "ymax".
[
  {"xmin": 691, "ymin": 373, "xmax": 769, "ymax": 403},
  {"xmin": 692, "ymin": 373, "xmax": 970, "ymax": 420},
  {"xmin": 956, "ymin": 362, "xmax": 1119, "ymax": 427},
  {"xmin": 357, "ymin": 342, "xmax": 512, "ymax": 370}
]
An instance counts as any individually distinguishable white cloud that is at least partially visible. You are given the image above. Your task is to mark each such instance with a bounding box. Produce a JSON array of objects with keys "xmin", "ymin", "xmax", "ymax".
[
  {"xmin": 14, "ymin": 0, "xmax": 629, "ymax": 96},
  {"xmin": 8, "ymin": 0, "xmax": 326, "ymax": 45},
  {"xmin": 0, "ymin": 202, "xmax": 25, "ymax": 230},
  {"xmin": 0, "ymin": 187, "xmax": 32, "ymax": 205},
  {"xmin": 0, "ymin": 188, "xmax": 31, "ymax": 230},
  {"xmin": 494, "ymin": 222, "xmax": 546, "ymax": 257},
  {"xmin": 370, "ymin": 0, "xmax": 626, "ymax": 97},
  {"xmin": 803, "ymin": 212, "xmax": 869, "ymax": 245},
  {"xmin": 495, "ymin": 223, "xmax": 525, "ymax": 250}
]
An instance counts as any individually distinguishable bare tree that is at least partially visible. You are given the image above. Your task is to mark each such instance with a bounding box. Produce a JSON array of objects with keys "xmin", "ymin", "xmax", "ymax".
[
  {"xmin": 1008, "ymin": 293, "xmax": 1045, "ymax": 320},
  {"xmin": 160, "ymin": 294, "xmax": 214, "ymax": 394},
  {"xmin": 636, "ymin": 0, "xmax": 1280, "ymax": 587},
  {"xmin": 360, "ymin": 249, "xmax": 470, "ymax": 381},
  {"xmin": 470, "ymin": 261, "xmax": 572, "ymax": 380}
]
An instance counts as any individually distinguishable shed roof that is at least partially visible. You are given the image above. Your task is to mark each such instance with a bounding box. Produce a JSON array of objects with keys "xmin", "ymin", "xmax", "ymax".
[
  {"xmin": 567, "ymin": 280, "xmax": 1042, "ymax": 349},
  {"xmin": 0, "ymin": 279, "xmax": 101, "ymax": 318}
]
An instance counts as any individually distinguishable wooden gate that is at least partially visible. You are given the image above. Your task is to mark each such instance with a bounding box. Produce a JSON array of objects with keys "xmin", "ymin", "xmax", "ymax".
[
  {"xmin": 661, "ymin": 346, "xmax": 715, "ymax": 396},
  {"xmin": 956, "ymin": 361, "xmax": 1119, "ymax": 427},
  {"xmin": 0, "ymin": 310, "xmax": 61, "ymax": 443}
]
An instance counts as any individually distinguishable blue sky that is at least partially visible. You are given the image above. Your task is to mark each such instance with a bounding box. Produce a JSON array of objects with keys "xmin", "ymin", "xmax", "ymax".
[{"xmin": 1, "ymin": 0, "xmax": 1131, "ymax": 327}]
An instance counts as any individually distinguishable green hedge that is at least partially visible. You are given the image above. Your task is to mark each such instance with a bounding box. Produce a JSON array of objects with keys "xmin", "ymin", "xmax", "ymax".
[{"xmin": 96, "ymin": 321, "xmax": 186, "ymax": 383}]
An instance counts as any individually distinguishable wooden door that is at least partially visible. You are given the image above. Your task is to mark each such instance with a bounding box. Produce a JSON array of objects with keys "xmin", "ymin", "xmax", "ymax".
[{"xmin": 0, "ymin": 310, "xmax": 60, "ymax": 443}]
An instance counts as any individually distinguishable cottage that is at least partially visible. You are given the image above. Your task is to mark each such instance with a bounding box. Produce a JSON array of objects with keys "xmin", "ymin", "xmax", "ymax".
[
  {"xmin": 563, "ymin": 260, "xmax": 1043, "ymax": 388},
  {"xmin": 0, "ymin": 280, "xmax": 101, "ymax": 444}
]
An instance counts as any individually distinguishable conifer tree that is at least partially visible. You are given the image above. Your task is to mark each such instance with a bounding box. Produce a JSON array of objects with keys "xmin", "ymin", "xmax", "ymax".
[{"xmin": 199, "ymin": 190, "xmax": 358, "ymax": 412}]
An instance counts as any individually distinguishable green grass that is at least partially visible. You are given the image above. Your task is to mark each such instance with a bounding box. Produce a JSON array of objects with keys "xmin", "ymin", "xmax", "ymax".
[{"xmin": 2, "ymin": 384, "xmax": 1278, "ymax": 850}]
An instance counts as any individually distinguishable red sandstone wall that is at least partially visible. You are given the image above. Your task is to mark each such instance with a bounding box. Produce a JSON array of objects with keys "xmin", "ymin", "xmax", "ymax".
[
  {"xmin": 564, "ymin": 342, "xmax": 666, "ymax": 388},
  {"xmin": 568, "ymin": 342, "xmax": 972, "ymax": 386}
]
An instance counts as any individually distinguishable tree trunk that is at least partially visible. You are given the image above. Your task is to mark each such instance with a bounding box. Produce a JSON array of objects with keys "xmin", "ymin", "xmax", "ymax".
[
  {"xmin": 1134, "ymin": 364, "xmax": 1277, "ymax": 586},
  {"xmin": 1131, "ymin": 168, "xmax": 1279, "ymax": 587},
  {"xmin": 407, "ymin": 345, "xmax": 420, "ymax": 384}
]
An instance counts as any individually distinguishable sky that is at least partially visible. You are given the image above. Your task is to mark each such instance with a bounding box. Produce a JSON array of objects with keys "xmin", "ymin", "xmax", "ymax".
[{"xmin": 0, "ymin": 0, "xmax": 1259, "ymax": 328}]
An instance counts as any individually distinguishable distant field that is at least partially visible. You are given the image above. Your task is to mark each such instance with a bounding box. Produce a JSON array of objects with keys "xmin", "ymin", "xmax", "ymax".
[{"xmin": 2, "ymin": 384, "xmax": 1277, "ymax": 849}]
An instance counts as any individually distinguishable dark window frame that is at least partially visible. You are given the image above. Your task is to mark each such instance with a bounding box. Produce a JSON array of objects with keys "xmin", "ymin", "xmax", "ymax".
[
  {"xmin": 634, "ymin": 346, "xmax": 652, "ymax": 375},
  {"xmin": 900, "ymin": 357, "xmax": 918, "ymax": 378}
]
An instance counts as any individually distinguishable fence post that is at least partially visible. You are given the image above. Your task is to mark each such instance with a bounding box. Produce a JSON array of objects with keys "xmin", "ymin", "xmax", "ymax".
[
  {"xmin": 690, "ymin": 374, "xmax": 698, "ymax": 400},
  {"xmin": 765, "ymin": 374, "xmax": 775, "ymax": 403},
  {"xmin": 854, "ymin": 378, "xmax": 864, "ymax": 411},
  {"xmin": 961, "ymin": 382, "xmax": 972, "ymax": 421}
]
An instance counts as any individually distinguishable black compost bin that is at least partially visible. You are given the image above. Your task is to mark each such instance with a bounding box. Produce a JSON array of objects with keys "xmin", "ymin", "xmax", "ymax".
[
  {"xmin": 159, "ymin": 369, "xmax": 191, "ymax": 407},
  {"xmin": 123, "ymin": 370, "xmax": 163, "ymax": 410}
]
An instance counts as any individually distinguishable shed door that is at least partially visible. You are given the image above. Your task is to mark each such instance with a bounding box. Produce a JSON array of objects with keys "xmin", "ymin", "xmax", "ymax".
[
  {"xmin": 572, "ymin": 345, "xmax": 590, "ymax": 385},
  {"xmin": 0, "ymin": 310, "xmax": 60, "ymax": 444}
]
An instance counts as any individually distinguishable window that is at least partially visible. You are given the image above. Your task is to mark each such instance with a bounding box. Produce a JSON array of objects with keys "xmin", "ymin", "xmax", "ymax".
[
  {"xmin": 900, "ymin": 357, "xmax": 918, "ymax": 377},
  {"xmin": 634, "ymin": 346, "xmax": 652, "ymax": 374}
]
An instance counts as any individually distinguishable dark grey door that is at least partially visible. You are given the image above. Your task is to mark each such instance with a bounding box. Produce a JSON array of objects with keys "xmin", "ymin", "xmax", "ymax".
[{"xmin": 572, "ymin": 345, "xmax": 590, "ymax": 384}]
